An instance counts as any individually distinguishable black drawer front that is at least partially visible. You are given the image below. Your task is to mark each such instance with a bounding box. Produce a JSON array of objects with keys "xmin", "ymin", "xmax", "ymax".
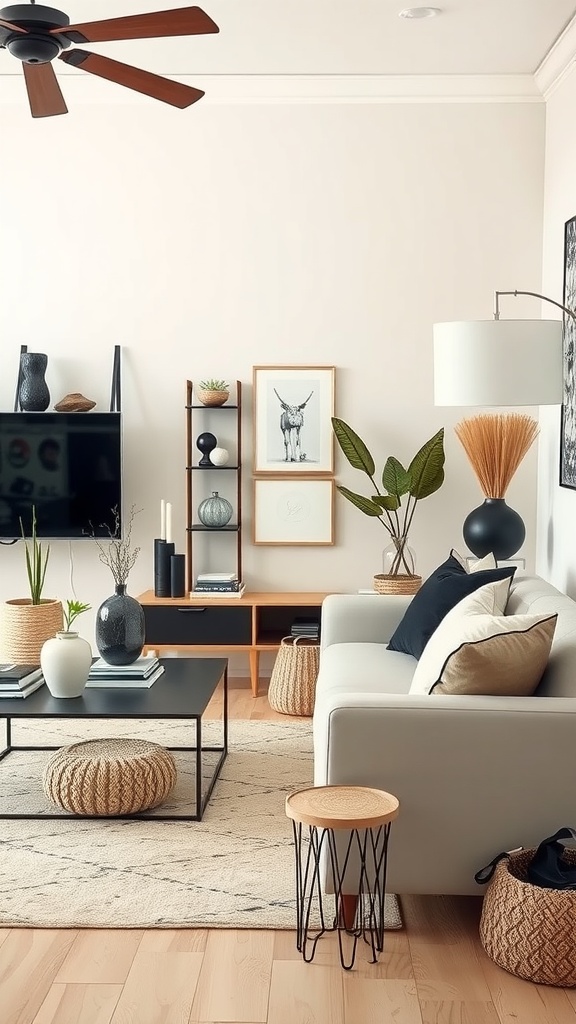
[{"xmin": 144, "ymin": 605, "xmax": 251, "ymax": 646}]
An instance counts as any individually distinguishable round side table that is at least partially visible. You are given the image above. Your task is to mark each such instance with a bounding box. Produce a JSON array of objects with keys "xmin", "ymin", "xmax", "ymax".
[{"xmin": 285, "ymin": 785, "xmax": 400, "ymax": 969}]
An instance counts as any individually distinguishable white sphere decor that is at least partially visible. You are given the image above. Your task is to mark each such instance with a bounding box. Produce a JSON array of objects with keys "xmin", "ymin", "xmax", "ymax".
[{"xmin": 210, "ymin": 446, "xmax": 230, "ymax": 466}]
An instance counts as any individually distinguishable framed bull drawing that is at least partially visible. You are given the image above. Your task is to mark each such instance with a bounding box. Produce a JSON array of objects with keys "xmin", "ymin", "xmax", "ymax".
[{"xmin": 252, "ymin": 365, "xmax": 335, "ymax": 475}]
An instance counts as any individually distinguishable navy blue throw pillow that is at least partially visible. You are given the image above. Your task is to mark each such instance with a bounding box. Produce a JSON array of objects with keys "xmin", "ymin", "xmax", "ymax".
[{"xmin": 387, "ymin": 552, "xmax": 517, "ymax": 659}]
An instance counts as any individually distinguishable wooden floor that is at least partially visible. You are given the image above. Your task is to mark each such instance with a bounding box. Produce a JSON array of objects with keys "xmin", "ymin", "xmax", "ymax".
[{"xmin": 2, "ymin": 678, "xmax": 576, "ymax": 1024}]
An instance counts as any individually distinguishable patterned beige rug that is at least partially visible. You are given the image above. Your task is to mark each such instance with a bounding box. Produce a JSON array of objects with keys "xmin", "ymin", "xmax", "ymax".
[{"xmin": 0, "ymin": 718, "xmax": 401, "ymax": 930}]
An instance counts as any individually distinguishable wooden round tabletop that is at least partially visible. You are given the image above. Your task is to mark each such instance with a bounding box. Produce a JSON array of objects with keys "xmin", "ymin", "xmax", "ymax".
[{"xmin": 285, "ymin": 785, "xmax": 399, "ymax": 830}]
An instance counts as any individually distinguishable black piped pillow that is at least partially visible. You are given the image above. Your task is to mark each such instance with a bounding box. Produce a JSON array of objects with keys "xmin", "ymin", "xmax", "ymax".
[{"xmin": 387, "ymin": 552, "xmax": 517, "ymax": 659}]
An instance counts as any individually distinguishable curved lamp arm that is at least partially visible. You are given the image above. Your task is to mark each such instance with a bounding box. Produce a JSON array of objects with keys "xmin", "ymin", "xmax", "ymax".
[{"xmin": 494, "ymin": 289, "xmax": 576, "ymax": 321}]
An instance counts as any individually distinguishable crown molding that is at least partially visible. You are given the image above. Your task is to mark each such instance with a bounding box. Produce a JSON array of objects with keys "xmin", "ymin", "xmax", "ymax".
[
  {"xmin": 535, "ymin": 13, "xmax": 576, "ymax": 98},
  {"xmin": 0, "ymin": 72, "xmax": 543, "ymax": 106}
]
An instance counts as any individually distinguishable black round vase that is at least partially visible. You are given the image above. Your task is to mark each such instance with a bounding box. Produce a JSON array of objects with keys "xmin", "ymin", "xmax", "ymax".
[
  {"xmin": 19, "ymin": 352, "xmax": 50, "ymax": 412},
  {"xmin": 95, "ymin": 584, "xmax": 145, "ymax": 665},
  {"xmin": 463, "ymin": 498, "xmax": 525, "ymax": 560}
]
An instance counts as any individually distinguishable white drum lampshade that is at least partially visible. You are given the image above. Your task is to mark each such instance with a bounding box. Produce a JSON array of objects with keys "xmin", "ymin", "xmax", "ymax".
[{"xmin": 433, "ymin": 319, "xmax": 563, "ymax": 407}]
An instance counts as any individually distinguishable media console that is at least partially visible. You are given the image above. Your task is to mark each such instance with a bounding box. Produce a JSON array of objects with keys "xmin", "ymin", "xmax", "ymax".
[{"xmin": 137, "ymin": 590, "xmax": 333, "ymax": 697}]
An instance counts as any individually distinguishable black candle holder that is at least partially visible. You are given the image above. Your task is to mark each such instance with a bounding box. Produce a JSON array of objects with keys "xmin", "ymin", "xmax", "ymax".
[
  {"xmin": 170, "ymin": 553, "xmax": 186, "ymax": 598},
  {"xmin": 154, "ymin": 538, "xmax": 175, "ymax": 597}
]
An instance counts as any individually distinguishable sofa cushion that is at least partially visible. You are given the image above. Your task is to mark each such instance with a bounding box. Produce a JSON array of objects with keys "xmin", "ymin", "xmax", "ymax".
[
  {"xmin": 410, "ymin": 575, "xmax": 557, "ymax": 696},
  {"xmin": 387, "ymin": 552, "xmax": 517, "ymax": 659},
  {"xmin": 409, "ymin": 578, "xmax": 513, "ymax": 694},
  {"xmin": 316, "ymin": 643, "xmax": 417, "ymax": 699}
]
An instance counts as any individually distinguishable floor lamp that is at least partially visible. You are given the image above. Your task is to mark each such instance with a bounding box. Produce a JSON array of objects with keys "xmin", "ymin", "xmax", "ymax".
[{"xmin": 433, "ymin": 290, "xmax": 571, "ymax": 559}]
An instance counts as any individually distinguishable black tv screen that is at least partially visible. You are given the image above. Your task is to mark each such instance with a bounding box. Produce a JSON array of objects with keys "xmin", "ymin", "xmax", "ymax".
[{"xmin": 0, "ymin": 412, "xmax": 122, "ymax": 539}]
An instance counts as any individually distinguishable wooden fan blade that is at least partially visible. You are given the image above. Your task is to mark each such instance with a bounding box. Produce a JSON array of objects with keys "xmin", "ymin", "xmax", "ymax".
[
  {"xmin": 23, "ymin": 62, "xmax": 68, "ymax": 118},
  {"xmin": 0, "ymin": 18, "xmax": 27, "ymax": 32},
  {"xmin": 52, "ymin": 6, "xmax": 219, "ymax": 44},
  {"xmin": 59, "ymin": 50, "xmax": 204, "ymax": 108}
]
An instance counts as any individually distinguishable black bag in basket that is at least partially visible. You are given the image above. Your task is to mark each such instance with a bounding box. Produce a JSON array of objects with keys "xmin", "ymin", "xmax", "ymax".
[{"xmin": 476, "ymin": 826, "xmax": 576, "ymax": 890}]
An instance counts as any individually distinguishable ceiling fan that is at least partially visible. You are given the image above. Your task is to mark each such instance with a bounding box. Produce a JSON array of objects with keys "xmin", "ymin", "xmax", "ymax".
[{"xmin": 0, "ymin": 2, "xmax": 219, "ymax": 117}]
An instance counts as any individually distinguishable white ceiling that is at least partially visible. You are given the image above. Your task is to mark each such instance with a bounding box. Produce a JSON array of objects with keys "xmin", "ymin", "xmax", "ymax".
[{"xmin": 0, "ymin": 0, "xmax": 576, "ymax": 78}]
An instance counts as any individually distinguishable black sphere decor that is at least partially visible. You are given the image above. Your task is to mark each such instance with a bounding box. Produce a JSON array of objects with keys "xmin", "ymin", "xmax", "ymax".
[
  {"xmin": 463, "ymin": 498, "xmax": 525, "ymax": 560},
  {"xmin": 196, "ymin": 431, "xmax": 218, "ymax": 467}
]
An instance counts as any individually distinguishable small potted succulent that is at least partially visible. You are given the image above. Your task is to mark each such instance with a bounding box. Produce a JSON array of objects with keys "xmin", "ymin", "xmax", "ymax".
[
  {"xmin": 40, "ymin": 599, "xmax": 92, "ymax": 698},
  {"xmin": 196, "ymin": 379, "xmax": 230, "ymax": 407}
]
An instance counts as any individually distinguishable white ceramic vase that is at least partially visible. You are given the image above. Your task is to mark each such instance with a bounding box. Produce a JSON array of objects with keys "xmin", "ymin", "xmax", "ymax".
[{"xmin": 40, "ymin": 631, "xmax": 93, "ymax": 698}]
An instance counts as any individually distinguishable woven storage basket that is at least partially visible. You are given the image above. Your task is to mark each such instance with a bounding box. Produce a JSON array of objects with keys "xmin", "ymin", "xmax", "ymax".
[
  {"xmin": 373, "ymin": 573, "xmax": 422, "ymax": 596},
  {"xmin": 0, "ymin": 598, "xmax": 63, "ymax": 663},
  {"xmin": 479, "ymin": 847, "xmax": 576, "ymax": 986},
  {"xmin": 268, "ymin": 636, "xmax": 319, "ymax": 717},
  {"xmin": 43, "ymin": 738, "xmax": 177, "ymax": 816}
]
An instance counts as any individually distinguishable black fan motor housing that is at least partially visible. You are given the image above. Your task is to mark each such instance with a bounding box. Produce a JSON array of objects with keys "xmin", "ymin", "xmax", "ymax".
[{"xmin": 0, "ymin": 4, "xmax": 72, "ymax": 62}]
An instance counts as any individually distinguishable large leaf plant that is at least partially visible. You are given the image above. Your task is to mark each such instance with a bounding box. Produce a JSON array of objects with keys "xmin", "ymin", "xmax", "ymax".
[{"xmin": 332, "ymin": 418, "xmax": 445, "ymax": 575}]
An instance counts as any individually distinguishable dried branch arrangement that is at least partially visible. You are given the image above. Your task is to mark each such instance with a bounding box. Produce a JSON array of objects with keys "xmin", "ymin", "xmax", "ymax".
[
  {"xmin": 455, "ymin": 413, "xmax": 539, "ymax": 498},
  {"xmin": 88, "ymin": 504, "xmax": 142, "ymax": 586}
]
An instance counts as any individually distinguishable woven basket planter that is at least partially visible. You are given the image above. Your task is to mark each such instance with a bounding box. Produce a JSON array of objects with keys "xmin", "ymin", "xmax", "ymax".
[
  {"xmin": 479, "ymin": 847, "xmax": 576, "ymax": 986},
  {"xmin": 196, "ymin": 388, "xmax": 229, "ymax": 407},
  {"xmin": 268, "ymin": 636, "xmax": 319, "ymax": 717},
  {"xmin": 373, "ymin": 574, "xmax": 422, "ymax": 596},
  {"xmin": 0, "ymin": 598, "xmax": 63, "ymax": 663}
]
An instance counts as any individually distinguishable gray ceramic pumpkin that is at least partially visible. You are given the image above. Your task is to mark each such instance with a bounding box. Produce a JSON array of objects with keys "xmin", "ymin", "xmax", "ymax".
[{"xmin": 198, "ymin": 491, "xmax": 233, "ymax": 528}]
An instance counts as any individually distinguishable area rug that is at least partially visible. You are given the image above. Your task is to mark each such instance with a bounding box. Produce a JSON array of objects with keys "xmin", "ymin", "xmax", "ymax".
[{"xmin": 0, "ymin": 718, "xmax": 401, "ymax": 930}]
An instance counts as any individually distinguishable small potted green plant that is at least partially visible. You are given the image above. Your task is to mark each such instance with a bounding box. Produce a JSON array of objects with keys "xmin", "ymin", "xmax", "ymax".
[
  {"xmin": 0, "ymin": 506, "xmax": 63, "ymax": 663},
  {"xmin": 41, "ymin": 598, "xmax": 93, "ymax": 698},
  {"xmin": 196, "ymin": 379, "xmax": 230, "ymax": 406}
]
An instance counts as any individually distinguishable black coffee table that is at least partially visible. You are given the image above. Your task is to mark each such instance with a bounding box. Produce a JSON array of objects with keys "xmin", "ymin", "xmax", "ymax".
[{"xmin": 0, "ymin": 657, "xmax": 228, "ymax": 821}]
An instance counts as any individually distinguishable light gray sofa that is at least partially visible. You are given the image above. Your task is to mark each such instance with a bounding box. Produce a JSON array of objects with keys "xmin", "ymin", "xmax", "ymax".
[{"xmin": 313, "ymin": 575, "xmax": 576, "ymax": 895}]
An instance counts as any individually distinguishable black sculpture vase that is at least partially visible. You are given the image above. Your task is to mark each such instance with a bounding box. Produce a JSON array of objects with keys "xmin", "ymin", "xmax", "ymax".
[
  {"xmin": 95, "ymin": 584, "xmax": 145, "ymax": 665},
  {"xmin": 19, "ymin": 352, "xmax": 50, "ymax": 411},
  {"xmin": 463, "ymin": 498, "xmax": 525, "ymax": 560}
]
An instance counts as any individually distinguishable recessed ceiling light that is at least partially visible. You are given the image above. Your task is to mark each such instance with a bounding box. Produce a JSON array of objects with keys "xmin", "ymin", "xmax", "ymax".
[{"xmin": 398, "ymin": 7, "xmax": 442, "ymax": 18}]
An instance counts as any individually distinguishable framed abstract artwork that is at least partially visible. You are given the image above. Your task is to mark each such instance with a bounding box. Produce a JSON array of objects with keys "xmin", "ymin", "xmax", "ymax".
[
  {"xmin": 253, "ymin": 477, "xmax": 335, "ymax": 545},
  {"xmin": 252, "ymin": 365, "xmax": 335, "ymax": 475},
  {"xmin": 561, "ymin": 214, "xmax": 576, "ymax": 489}
]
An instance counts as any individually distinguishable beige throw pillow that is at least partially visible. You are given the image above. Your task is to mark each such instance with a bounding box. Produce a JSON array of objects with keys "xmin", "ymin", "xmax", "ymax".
[
  {"xmin": 409, "ymin": 578, "xmax": 513, "ymax": 695},
  {"xmin": 430, "ymin": 615, "xmax": 557, "ymax": 695}
]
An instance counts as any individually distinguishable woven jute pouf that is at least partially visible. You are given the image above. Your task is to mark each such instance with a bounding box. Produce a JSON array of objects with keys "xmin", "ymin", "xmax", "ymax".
[
  {"xmin": 480, "ymin": 847, "xmax": 576, "ymax": 986},
  {"xmin": 42, "ymin": 737, "xmax": 177, "ymax": 816}
]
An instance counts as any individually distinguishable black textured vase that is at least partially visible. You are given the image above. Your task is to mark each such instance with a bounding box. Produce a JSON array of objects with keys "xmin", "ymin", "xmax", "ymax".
[
  {"xmin": 95, "ymin": 584, "xmax": 145, "ymax": 665},
  {"xmin": 19, "ymin": 352, "xmax": 50, "ymax": 412},
  {"xmin": 463, "ymin": 498, "xmax": 525, "ymax": 560}
]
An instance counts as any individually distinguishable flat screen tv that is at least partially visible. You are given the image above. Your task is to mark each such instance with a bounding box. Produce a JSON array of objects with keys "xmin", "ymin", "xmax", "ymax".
[{"xmin": 0, "ymin": 412, "xmax": 122, "ymax": 539}]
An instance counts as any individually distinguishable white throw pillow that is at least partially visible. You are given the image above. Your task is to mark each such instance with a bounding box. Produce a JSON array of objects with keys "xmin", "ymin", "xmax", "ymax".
[
  {"xmin": 410, "ymin": 576, "xmax": 556, "ymax": 697},
  {"xmin": 451, "ymin": 549, "xmax": 497, "ymax": 573},
  {"xmin": 409, "ymin": 578, "xmax": 513, "ymax": 695}
]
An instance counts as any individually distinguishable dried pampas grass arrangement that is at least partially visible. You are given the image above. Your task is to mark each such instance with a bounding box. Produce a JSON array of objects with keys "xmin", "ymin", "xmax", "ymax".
[{"xmin": 455, "ymin": 413, "xmax": 539, "ymax": 499}]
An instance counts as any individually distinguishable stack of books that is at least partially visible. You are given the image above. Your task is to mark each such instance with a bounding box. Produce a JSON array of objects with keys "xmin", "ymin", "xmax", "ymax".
[
  {"xmin": 85, "ymin": 655, "xmax": 165, "ymax": 689},
  {"xmin": 290, "ymin": 617, "xmax": 320, "ymax": 641},
  {"xmin": 191, "ymin": 572, "xmax": 245, "ymax": 598},
  {"xmin": 0, "ymin": 663, "xmax": 45, "ymax": 699}
]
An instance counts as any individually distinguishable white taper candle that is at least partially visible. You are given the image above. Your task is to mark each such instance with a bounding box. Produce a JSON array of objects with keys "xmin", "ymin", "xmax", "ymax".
[
  {"xmin": 160, "ymin": 498, "xmax": 166, "ymax": 541},
  {"xmin": 166, "ymin": 502, "xmax": 172, "ymax": 545}
]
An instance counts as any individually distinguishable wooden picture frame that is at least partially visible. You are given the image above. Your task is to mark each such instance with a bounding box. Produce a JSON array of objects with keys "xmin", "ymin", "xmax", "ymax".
[
  {"xmin": 253, "ymin": 477, "xmax": 335, "ymax": 545},
  {"xmin": 252, "ymin": 365, "xmax": 335, "ymax": 475},
  {"xmin": 561, "ymin": 214, "xmax": 576, "ymax": 489}
]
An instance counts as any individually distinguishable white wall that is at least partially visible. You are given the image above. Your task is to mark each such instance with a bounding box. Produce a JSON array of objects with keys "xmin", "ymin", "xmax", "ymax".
[
  {"xmin": 537, "ymin": 67, "xmax": 576, "ymax": 595},
  {"xmin": 0, "ymin": 97, "xmax": 545, "ymax": 661}
]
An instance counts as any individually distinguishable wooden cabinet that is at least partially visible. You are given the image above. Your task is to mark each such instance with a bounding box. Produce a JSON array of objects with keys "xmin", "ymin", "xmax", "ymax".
[
  {"xmin": 185, "ymin": 380, "xmax": 242, "ymax": 594},
  {"xmin": 138, "ymin": 590, "xmax": 332, "ymax": 697}
]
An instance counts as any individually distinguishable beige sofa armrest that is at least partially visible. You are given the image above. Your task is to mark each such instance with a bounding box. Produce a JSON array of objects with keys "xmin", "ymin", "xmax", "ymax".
[{"xmin": 320, "ymin": 593, "xmax": 413, "ymax": 651}]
